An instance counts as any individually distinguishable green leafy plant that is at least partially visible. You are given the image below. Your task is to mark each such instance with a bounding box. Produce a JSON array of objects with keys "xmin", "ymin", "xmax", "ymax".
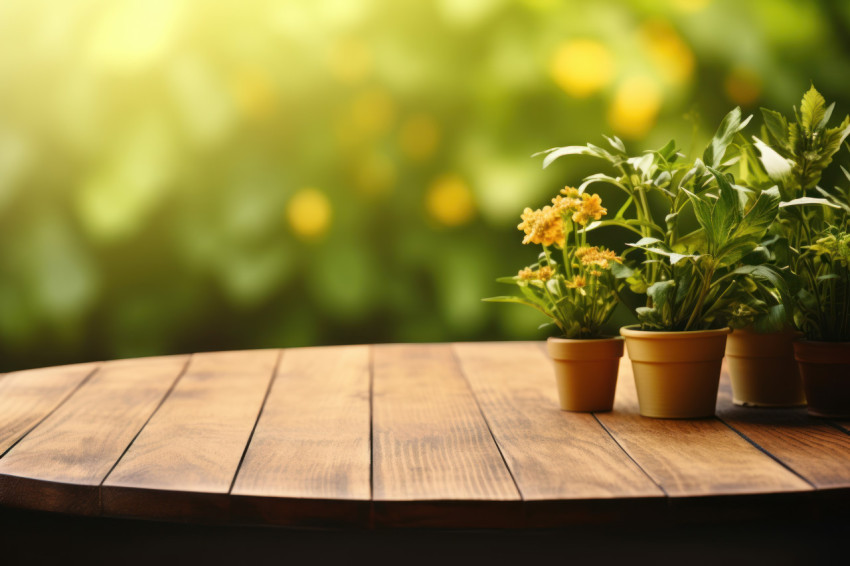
[
  {"xmin": 484, "ymin": 188, "xmax": 623, "ymax": 338},
  {"xmin": 538, "ymin": 109, "xmax": 781, "ymax": 331},
  {"xmin": 747, "ymin": 86, "xmax": 850, "ymax": 340}
]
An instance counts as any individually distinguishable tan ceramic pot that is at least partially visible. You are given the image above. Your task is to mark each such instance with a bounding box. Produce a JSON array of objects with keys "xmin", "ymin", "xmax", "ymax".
[
  {"xmin": 794, "ymin": 341, "xmax": 850, "ymax": 418},
  {"xmin": 620, "ymin": 325, "xmax": 730, "ymax": 419},
  {"xmin": 725, "ymin": 328, "xmax": 805, "ymax": 407},
  {"xmin": 546, "ymin": 336, "xmax": 624, "ymax": 412}
]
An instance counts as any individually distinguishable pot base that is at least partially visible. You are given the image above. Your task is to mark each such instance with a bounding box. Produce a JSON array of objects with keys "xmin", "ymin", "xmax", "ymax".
[
  {"xmin": 547, "ymin": 337, "xmax": 624, "ymax": 413},
  {"xmin": 621, "ymin": 326, "xmax": 729, "ymax": 419}
]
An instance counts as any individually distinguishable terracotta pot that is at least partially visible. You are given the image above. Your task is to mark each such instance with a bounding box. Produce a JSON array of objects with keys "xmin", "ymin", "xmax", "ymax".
[
  {"xmin": 794, "ymin": 341, "xmax": 850, "ymax": 418},
  {"xmin": 725, "ymin": 328, "xmax": 805, "ymax": 407},
  {"xmin": 620, "ymin": 325, "xmax": 730, "ymax": 419},
  {"xmin": 546, "ymin": 336, "xmax": 624, "ymax": 412}
]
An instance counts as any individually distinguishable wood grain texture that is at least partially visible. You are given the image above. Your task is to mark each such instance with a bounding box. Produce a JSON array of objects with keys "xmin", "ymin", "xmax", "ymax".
[
  {"xmin": 596, "ymin": 355, "xmax": 812, "ymax": 498},
  {"xmin": 371, "ymin": 343, "xmax": 520, "ymax": 527},
  {"xmin": 231, "ymin": 345, "xmax": 371, "ymax": 527},
  {"xmin": 101, "ymin": 350, "xmax": 279, "ymax": 521},
  {"xmin": 453, "ymin": 342, "xmax": 662, "ymax": 500},
  {"xmin": 716, "ymin": 368, "xmax": 850, "ymax": 490},
  {"xmin": 0, "ymin": 362, "xmax": 98, "ymax": 456},
  {"xmin": 0, "ymin": 356, "xmax": 187, "ymax": 514}
]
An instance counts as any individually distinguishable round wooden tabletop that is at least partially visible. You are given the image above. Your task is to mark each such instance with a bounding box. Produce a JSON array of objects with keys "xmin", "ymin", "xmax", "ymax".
[{"xmin": 1, "ymin": 342, "xmax": 849, "ymax": 528}]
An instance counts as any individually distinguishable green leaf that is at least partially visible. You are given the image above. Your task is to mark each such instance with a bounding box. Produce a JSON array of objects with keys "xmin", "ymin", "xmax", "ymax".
[
  {"xmin": 704, "ymin": 107, "xmax": 751, "ymax": 169},
  {"xmin": 735, "ymin": 186, "xmax": 780, "ymax": 240},
  {"xmin": 779, "ymin": 197, "xmax": 842, "ymax": 209},
  {"xmin": 535, "ymin": 145, "xmax": 596, "ymax": 168},
  {"xmin": 761, "ymin": 108, "xmax": 789, "ymax": 151},
  {"xmin": 753, "ymin": 304, "xmax": 789, "ymax": 333},
  {"xmin": 752, "ymin": 136, "xmax": 794, "ymax": 183},
  {"xmin": 800, "ymin": 85, "xmax": 826, "ymax": 133}
]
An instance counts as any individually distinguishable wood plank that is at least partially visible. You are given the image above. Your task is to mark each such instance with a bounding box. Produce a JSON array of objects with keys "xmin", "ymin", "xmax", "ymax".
[
  {"xmin": 230, "ymin": 345, "xmax": 371, "ymax": 527},
  {"xmin": 371, "ymin": 343, "xmax": 520, "ymax": 527},
  {"xmin": 0, "ymin": 356, "xmax": 188, "ymax": 515},
  {"xmin": 102, "ymin": 350, "xmax": 279, "ymax": 521},
  {"xmin": 453, "ymin": 342, "xmax": 664, "ymax": 526},
  {"xmin": 0, "ymin": 362, "xmax": 98, "ymax": 456},
  {"xmin": 596, "ymin": 355, "xmax": 812, "ymax": 505},
  {"xmin": 716, "ymin": 368, "xmax": 850, "ymax": 490}
]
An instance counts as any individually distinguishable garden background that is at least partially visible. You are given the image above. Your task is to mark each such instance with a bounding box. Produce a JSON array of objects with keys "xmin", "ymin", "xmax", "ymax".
[{"xmin": 1, "ymin": 0, "xmax": 849, "ymax": 371}]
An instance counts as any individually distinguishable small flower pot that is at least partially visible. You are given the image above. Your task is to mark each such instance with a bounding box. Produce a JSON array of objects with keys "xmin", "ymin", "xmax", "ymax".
[
  {"xmin": 794, "ymin": 341, "xmax": 850, "ymax": 418},
  {"xmin": 546, "ymin": 336, "xmax": 624, "ymax": 412},
  {"xmin": 725, "ymin": 327, "xmax": 806, "ymax": 407},
  {"xmin": 620, "ymin": 325, "xmax": 730, "ymax": 419}
]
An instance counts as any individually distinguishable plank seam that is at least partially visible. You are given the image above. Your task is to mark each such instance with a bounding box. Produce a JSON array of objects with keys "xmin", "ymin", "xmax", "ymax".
[
  {"xmin": 0, "ymin": 363, "xmax": 101, "ymax": 460},
  {"xmin": 592, "ymin": 413, "xmax": 670, "ymax": 497},
  {"xmin": 98, "ymin": 354, "xmax": 194, "ymax": 502},
  {"xmin": 825, "ymin": 420, "xmax": 850, "ymax": 436},
  {"xmin": 716, "ymin": 418, "xmax": 817, "ymax": 490},
  {"xmin": 450, "ymin": 343, "xmax": 524, "ymax": 504},
  {"xmin": 227, "ymin": 349, "xmax": 284, "ymax": 495}
]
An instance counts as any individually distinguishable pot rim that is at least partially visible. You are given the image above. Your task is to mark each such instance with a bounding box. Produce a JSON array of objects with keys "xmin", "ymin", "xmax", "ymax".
[
  {"xmin": 620, "ymin": 324, "xmax": 731, "ymax": 339},
  {"xmin": 547, "ymin": 335, "xmax": 624, "ymax": 343}
]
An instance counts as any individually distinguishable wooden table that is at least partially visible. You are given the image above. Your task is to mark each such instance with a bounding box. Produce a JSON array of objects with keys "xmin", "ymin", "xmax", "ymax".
[{"xmin": 2, "ymin": 342, "xmax": 850, "ymax": 530}]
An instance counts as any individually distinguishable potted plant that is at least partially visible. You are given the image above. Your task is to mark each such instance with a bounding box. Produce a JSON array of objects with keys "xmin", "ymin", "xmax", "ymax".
[
  {"xmin": 484, "ymin": 188, "xmax": 625, "ymax": 412},
  {"xmin": 745, "ymin": 86, "xmax": 850, "ymax": 415},
  {"xmin": 539, "ymin": 109, "xmax": 780, "ymax": 418}
]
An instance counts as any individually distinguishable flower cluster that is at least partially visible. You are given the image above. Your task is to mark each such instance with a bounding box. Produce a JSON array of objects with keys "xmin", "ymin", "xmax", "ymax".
[
  {"xmin": 517, "ymin": 187, "xmax": 608, "ymax": 247},
  {"xmin": 487, "ymin": 187, "xmax": 622, "ymax": 339}
]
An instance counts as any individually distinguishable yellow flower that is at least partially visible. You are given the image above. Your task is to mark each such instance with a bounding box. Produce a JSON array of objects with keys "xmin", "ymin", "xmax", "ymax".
[
  {"xmin": 552, "ymin": 186, "xmax": 582, "ymax": 214},
  {"xmin": 572, "ymin": 193, "xmax": 607, "ymax": 225},
  {"xmin": 576, "ymin": 246, "xmax": 621, "ymax": 269},
  {"xmin": 517, "ymin": 206, "xmax": 565, "ymax": 247},
  {"xmin": 561, "ymin": 186, "xmax": 581, "ymax": 199},
  {"xmin": 537, "ymin": 266, "xmax": 554, "ymax": 280},
  {"xmin": 518, "ymin": 266, "xmax": 554, "ymax": 281},
  {"xmin": 565, "ymin": 275, "xmax": 587, "ymax": 288}
]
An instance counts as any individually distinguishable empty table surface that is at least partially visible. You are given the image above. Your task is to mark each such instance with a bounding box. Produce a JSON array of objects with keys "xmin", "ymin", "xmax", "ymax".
[{"xmin": 1, "ymin": 342, "xmax": 849, "ymax": 528}]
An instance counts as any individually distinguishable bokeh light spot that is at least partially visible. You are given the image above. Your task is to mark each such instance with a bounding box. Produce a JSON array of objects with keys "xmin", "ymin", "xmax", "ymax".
[
  {"xmin": 607, "ymin": 75, "xmax": 662, "ymax": 139},
  {"xmin": 88, "ymin": 0, "xmax": 181, "ymax": 73},
  {"xmin": 550, "ymin": 39, "xmax": 614, "ymax": 98},
  {"xmin": 426, "ymin": 174, "xmax": 476, "ymax": 227},
  {"xmin": 287, "ymin": 187, "xmax": 332, "ymax": 240},
  {"xmin": 399, "ymin": 113, "xmax": 441, "ymax": 162},
  {"xmin": 641, "ymin": 19, "xmax": 694, "ymax": 86},
  {"xmin": 328, "ymin": 37, "xmax": 373, "ymax": 84},
  {"xmin": 232, "ymin": 68, "xmax": 278, "ymax": 120},
  {"xmin": 724, "ymin": 67, "xmax": 762, "ymax": 107}
]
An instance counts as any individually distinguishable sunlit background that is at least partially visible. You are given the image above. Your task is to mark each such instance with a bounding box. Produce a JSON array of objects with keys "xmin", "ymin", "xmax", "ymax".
[{"xmin": 1, "ymin": 0, "xmax": 849, "ymax": 371}]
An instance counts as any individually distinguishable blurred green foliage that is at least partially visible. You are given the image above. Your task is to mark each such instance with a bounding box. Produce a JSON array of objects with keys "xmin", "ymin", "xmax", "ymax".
[{"xmin": 2, "ymin": 0, "xmax": 850, "ymax": 370}]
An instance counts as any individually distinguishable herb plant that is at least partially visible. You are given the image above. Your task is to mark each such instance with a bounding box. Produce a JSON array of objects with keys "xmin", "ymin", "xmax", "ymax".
[
  {"xmin": 538, "ymin": 109, "xmax": 781, "ymax": 331},
  {"xmin": 749, "ymin": 86, "xmax": 850, "ymax": 340},
  {"xmin": 484, "ymin": 188, "xmax": 623, "ymax": 338}
]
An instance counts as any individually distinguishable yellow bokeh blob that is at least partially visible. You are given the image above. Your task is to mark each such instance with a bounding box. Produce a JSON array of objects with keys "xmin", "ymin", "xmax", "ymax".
[
  {"xmin": 232, "ymin": 68, "xmax": 278, "ymax": 120},
  {"xmin": 398, "ymin": 114, "xmax": 440, "ymax": 162},
  {"xmin": 641, "ymin": 20, "xmax": 694, "ymax": 86},
  {"xmin": 350, "ymin": 87, "xmax": 396, "ymax": 138},
  {"xmin": 426, "ymin": 174, "xmax": 476, "ymax": 227},
  {"xmin": 607, "ymin": 76, "xmax": 663, "ymax": 139},
  {"xmin": 724, "ymin": 67, "xmax": 762, "ymax": 107},
  {"xmin": 550, "ymin": 39, "xmax": 614, "ymax": 98},
  {"xmin": 328, "ymin": 38, "xmax": 372, "ymax": 85},
  {"xmin": 287, "ymin": 187, "xmax": 332, "ymax": 241}
]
